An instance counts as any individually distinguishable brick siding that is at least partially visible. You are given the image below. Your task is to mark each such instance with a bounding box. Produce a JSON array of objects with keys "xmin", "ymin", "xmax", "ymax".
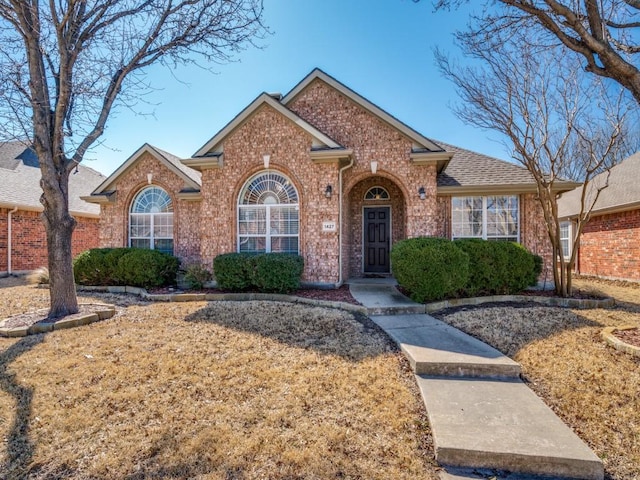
[
  {"xmin": 0, "ymin": 207, "xmax": 100, "ymax": 273},
  {"xmin": 577, "ymin": 209, "xmax": 640, "ymax": 281}
]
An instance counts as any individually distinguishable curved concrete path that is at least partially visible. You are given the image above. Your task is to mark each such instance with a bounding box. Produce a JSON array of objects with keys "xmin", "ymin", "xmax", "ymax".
[{"xmin": 348, "ymin": 281, "xmax": 603, "ymax": 480}]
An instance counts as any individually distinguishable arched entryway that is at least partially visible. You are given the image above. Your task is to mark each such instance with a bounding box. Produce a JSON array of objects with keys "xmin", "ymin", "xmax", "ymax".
[{"xmin": 346, "ymin": 176, "xmax": 406, "ymax": 278}]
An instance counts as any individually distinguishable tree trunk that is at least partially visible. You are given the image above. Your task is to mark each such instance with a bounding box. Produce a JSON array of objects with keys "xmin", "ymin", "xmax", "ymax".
[{"xmin": 43, "ymin": 203, "xmax": 78, "ymax": 319}]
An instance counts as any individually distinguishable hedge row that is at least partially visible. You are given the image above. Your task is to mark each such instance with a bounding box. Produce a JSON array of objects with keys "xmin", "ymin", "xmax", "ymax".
[
  {"xmin": 213, "ymin": 253, "xmax": 304, "ymax": 294},
  {"xmin": 74, "ymin": 248, "xmax": 180, "ymax": 288},
  {"xmin": 391, "ymin": 237, "xmax": 542, "ymax": 303}
]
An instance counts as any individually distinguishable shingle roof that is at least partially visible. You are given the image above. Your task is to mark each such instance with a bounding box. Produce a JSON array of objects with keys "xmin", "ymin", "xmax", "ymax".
[
  {"xmin": 149, "ymin": 145, "xmax": 201, "ymax": 186},
  {"xmin": 558, "ymin": 151, "xmax": 640, "ymax": 218},
  {"xmin": 0, "ymin": 141, "xmax": 105, "ymax": 216},
  {"xmin": 436, "ymin": 141, "xmax": 537, "ymax": 188}
]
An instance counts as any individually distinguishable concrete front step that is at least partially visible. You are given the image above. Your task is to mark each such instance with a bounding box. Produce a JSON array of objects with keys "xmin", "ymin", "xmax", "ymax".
[
  {"xmin": 349, "ymin": 284, "xmax": 425, "ymax": 316},
  {"xmin": 439, "ymin": 467, "xmax": 573, "ymax": 480},
  {"xmin": 417, "ymin": 376, "xmax": 604, "ymax": 480},
  {"xmin": 371, "ymin": 314, "xmax": 521, "ymax": 378}
]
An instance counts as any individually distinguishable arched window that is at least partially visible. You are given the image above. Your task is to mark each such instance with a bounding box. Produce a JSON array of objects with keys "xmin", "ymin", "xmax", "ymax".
[
  {"xmin": 238, "ymin": 171, "xmax": 299, "ymax": 254},
  {"xmin": 364, "ymin": 186, "xmax": 390, "ymax": 201},
  {"xmin": 129, "ymin": 186, "xmax": 174, "ymax": 254}
]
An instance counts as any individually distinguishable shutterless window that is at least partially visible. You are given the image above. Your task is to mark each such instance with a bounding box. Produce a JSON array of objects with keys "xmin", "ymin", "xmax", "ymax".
[
  {"xmin": 129, "ymin": 186, "xmax": 174, "ymax": 254},
  {"xmin": 560, "ymin": 221, "xmax": 571, "ymax": 259},
  {"xmin": 238, "ymin": 171, "xmax": 299, "ymax": 254},
  {"xmin": 452, "ymin": 196, "xmax": 519, "ymax": 242}
]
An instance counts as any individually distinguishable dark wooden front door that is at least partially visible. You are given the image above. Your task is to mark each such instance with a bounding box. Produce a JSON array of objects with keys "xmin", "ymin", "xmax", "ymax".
[{"xmin": 364, "ymin": 207, "xmax": 390, "ymax": 273}]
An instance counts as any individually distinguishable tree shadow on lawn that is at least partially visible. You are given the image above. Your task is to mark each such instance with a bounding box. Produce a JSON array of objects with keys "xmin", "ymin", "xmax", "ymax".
[
  {"xmin": 184, "ymin": 301, "xmax": 398, "ymax": 362},
  {"xmin": 0, "ymin": 334, "xmax": 45, "ymax": 478}
]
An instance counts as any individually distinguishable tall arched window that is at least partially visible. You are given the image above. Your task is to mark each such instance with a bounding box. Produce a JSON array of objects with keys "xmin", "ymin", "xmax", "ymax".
[
  {"xmin": 238, "ymin": 171, "xmax": 299, "ymax": 254},
  {"xmin": 129, "ymin": 186, "xmax": 174, "ymax": 254}
]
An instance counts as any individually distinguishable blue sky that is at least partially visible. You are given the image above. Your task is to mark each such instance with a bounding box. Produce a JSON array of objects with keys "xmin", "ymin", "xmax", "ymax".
[{"xmin": 86, "ymin": 0, "xmax": 500, "ymax": 176}]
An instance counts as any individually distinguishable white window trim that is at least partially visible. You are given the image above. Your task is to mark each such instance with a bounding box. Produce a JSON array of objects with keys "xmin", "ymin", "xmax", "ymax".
[
  {"xmin": 128, "ymin": 187, "xmax": 174, "ymax": 253},
  {"xmin": 451, "ymin": 196, "xmax": 520, "ymax": 242},
  {"xmin": 237, "ymin": 203, "xmax": 300, "ymax": 254},
  {"xmin": 559, "ymin": 220, "xmax": 572, "ymax": 260}
]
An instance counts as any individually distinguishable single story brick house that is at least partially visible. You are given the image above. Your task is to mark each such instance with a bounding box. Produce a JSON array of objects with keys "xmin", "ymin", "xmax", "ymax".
[
  {"xmin": 85, "ymin": 69, "xmax": 575, "ymax": 287},
  {"xmin": 559, "ymin": 151, "xmax": 640, "ymax": 281},
  {"xmin": 0, "ymin": 141, "xmax": 105, "ymax": 275}
]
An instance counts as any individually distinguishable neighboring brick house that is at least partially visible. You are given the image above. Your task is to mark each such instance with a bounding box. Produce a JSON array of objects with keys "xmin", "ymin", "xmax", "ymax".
[
  {"xmin": 85, "ymin": 69, "xmax": 575, "ymax": 286},
  {"xmin": 0, "ymin": 142, "xmax": 105, "ymax": 275},
  {"xmin": 559, "ymin": 152, "xmax": 640, "ymax": 281}
]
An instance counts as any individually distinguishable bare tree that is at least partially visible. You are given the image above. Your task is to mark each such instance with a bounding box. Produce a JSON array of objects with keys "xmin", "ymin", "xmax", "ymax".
[
  {"xmin": 434, "ymin": 1, "xmax": 640, "ymax": 105},
  {"xmin": 0, "ymin": 1, "xmax": 265, "ymax": 318},
  {"xmin": 435, "ymin": 32, "xmax": 637, "ymax": 296}
]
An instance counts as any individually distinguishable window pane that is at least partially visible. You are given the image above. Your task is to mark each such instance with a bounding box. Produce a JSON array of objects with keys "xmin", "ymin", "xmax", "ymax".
[
  {"xmin": 486, "ymin": 196, "xmax": 518, "ymax": 238},
  {"xmin": 239, "ymin": 207, "xmax": 266, "ymax": 235},
  {"xmin": 130, "ymin": 214, "xmax": 151, "ymax": 238},
  {"xmin": 154, "ymin": 239, "xmax": 174, "ymax": 255},
  {"xmin": 452, "ymin": 197, "xmax": 483, "ymax": 238},
  {"xmin": 560, "ymin": 222, "xmax": 570, "ymax": 258},
  {"xmin": 270, "ymin": 206, "xmax": 299, "ymax": 235},
  {"xmin": 131, "ymin": 238, "xmax": 151, "ymax": 249},
  {"xmin": 271, "ymin": 237, "xmax": 299, "ymax": 254},
  {"xmin": 239, "ymin": 236, "xmax": 266, "ymax": 253},
  {"xmin": 153, "ymin": 214, "xmax": 174, "ymax": 238}
]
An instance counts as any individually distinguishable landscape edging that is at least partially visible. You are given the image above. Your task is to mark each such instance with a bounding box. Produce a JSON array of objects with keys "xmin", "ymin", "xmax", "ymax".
[
  {"xmin": 601, "ymin": 325, "xmax": 640, "ymax": 357},
  {"xmin": 425, "ymin": 294, "xmax": 615, "ymax": 312}
]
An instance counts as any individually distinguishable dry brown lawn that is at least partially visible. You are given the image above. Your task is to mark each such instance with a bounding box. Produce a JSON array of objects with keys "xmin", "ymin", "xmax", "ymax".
[
  {"xmin": 0, "ymin": 279, "xmax": 437, "ymax": 479},
  {"xmin": 433, "ymin": 277, "xmax": 640, "ymax": 480}
]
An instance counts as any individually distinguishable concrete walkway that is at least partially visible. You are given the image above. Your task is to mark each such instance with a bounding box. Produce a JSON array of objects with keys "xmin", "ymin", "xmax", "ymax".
[{"xmin": 348, "ymin": 282, "xmax": 604, "ymax": 480}]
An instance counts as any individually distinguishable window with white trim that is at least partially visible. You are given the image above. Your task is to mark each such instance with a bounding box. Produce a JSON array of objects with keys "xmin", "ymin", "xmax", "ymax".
[
  {"xmin": 560, "ymin": 221, "xmax": 572, "ymax": 259},
  {"xmin": 364, "ymin": 186, "xmax": 390, "ymax": 201},
  {"xmin": 452, "ymin": 196, "xmax": 519, "ymax": 242},
  {"xmin": 238, "ymin": 171, "xmax": 299, "ymax": 254},
  {"xmin": 129, "ymin": 186, "xmax": 174, "ymax": 254}
]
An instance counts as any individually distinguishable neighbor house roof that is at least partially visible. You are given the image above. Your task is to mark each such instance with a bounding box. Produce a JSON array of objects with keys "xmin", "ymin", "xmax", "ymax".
[
  {"xmin": 558, "ymin": 151, "xmax": 640, "ymax": 219},
  {"xmin": 436, "ymin": 141, "xmax": 580, "ymax": 195},
  {"xmin": 87, "ymin": 143, "xmax": 202, "ymax": 203},
  {"xmin": 0, "ymin": 141, "xmax": 105, "ymax": 217}
]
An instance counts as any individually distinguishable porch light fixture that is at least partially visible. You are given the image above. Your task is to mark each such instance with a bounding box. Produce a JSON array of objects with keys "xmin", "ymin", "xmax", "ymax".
[
  {"xmin": 418, "ymin": 186, "xmax": 426, "ymax": 200},
  {"xmin": 370, "ymin": 161, "xmax": 378, "ymax": 174},
  {"xmin": 263, "ymin": 154, "xmax": 271, "ymax": 169},
  {"xmin": 147, "ymin": 173, "xmax": 153, "ymax": 185},
  {"xmin": 325, "ymin": 185, "xmax": 333, "ymax": 198}
]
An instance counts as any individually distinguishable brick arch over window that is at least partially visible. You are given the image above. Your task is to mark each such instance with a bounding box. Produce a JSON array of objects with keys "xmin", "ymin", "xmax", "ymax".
[
  {"xmin": 129, "ymin": 186, "xmax": 174, "ymax": 254},
  {"xmin": 237, "ymin": 171, "xmax": 300, "ymax": 254}
]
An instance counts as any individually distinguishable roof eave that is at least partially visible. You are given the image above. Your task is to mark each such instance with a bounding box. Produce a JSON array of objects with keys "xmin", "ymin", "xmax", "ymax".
[
  {"xmin": 410, "ymin": 151, "xmax": 453, "ymax": 173},
  {"xmin": 309, "ymin": 149, "xmax": 353, "ymax": 164},
  {"xmin": 561, "ymin": 199, "xmax": 640, "ymax": 220},
  {"xmin": 80, "ymin": 192, "xmax": 116, "ymax": 205},
  {"xmin": 181, "ymin": 155, "xmax": 223, "ymax": 171}
]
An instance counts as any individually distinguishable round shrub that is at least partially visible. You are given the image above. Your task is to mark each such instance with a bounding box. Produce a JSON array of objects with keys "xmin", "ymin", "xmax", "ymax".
[
  {"xmin": 252, "ymin": 253, "xmax": 304, "ymax": 293},
  {"xmin": 73, "ymin": 248, "xmax": 129, "ymax": 286},
  {"xmin": 213, "ymin": 253, "xmax": 254, "ymax": 290},
  {"xmin": 113, "ymin": 248, "xmax": 180, "ymax": 288},
  {"xmin": 391, "ymin": 237, "xmax": 469, "ymax": 303}
]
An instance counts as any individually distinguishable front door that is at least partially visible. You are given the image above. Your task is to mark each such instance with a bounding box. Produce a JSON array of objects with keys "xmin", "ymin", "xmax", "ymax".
[{"xmin": 363, "ymin": 207, "xmax": 390, "ymax": 273}]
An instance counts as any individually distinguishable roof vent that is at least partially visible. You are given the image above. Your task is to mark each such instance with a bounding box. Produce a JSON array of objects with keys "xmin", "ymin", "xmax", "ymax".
[{"xmin": 267, "ymin": 92, "xmax": 282, "ymax": 101}]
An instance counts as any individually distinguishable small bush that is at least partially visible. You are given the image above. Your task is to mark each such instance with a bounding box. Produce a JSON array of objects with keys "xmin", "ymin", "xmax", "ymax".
[
  {"xmin": 213, "ymin": 253, "xmax": 254, "ymax": 290},
  {"xmin": 530, "ymin": 254, "xmax": 544, "ymax": 286},
  {"xmin": 253, "ymin": 253, "xmax": 304, "ymax": 293},
  {"xmin": 27, "ymin": 266, "xmax": 49, "ymax": 285},
  {"xmin": 74, "ymin": 247, "xmax": 179, "ymax": 288},
  {"xmin": 391, "ymin": 237, "xmax": 469, "ymax": 303},
  {"xmin": 184, "ymin": 263, "xmax": 213, "ymax": 290},
  {"xmin": 114, "ymin": 249, "xmax": 180, "ymax": 288}
]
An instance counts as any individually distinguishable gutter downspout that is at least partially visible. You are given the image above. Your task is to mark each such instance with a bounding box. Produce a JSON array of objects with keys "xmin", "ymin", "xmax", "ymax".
[
  {"xmin": 336, "ymin": 157, "xmax": 354, "ymax": 287},
  {"xmin": 7, "ymin": 205, "xmax": 18, "ymax": 275}
]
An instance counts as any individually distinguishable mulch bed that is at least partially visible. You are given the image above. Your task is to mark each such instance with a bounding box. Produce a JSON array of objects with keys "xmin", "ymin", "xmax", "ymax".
[
  {"xmin": 613, "ymin": 327, "xmax": 640, "ymax": 348},
  {"xmin": 0, "ymin": 304, "xmax": 109, "ymax": 330}
]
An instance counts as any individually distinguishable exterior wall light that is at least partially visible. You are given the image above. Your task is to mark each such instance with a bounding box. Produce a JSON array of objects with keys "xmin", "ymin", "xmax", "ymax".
[
  {"xmin": 370, "ymin": 161, "xmax": 378, "ymax": 174},
  {"xmin": 263, "ymin": 154, "xmax": 270, "ymax": 169},
  {"xmin": 418, "ymin": 186, "xmax": 426, "ymax": 200},
  {"xmin": 325, "ymin": 185, "xmax": 333, "ymax": 198}
]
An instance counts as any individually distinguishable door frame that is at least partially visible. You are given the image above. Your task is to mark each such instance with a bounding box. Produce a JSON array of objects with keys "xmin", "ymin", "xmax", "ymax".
[{"xmin": 361, "ymin": 205, "xmax": 392, "ymax": 274}]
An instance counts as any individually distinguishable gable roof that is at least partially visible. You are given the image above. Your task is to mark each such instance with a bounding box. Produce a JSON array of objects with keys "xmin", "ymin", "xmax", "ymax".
[
  {"xmin": 436, "ymin": 141, "xmax": 579, "ymax": 194},
  {"xmin": 189, "ymin": 92, "xmax": 349, "ymax": 160},
  {"xmin": 0, "ymin": 141, "xmax": 105, "ymax": 217},
  {"xmin": 282, "ymin": 68, "xmax": 448, "ymax": 155},
  {"xmin": 558, "ymin": 151, "xmax": 640, "ymax": 218},
  {"xmin": 89, "ymin": 143, "xmax": 201, "ymax": 198}
]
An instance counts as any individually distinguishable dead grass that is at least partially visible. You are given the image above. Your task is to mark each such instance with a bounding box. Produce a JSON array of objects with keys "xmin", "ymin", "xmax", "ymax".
[
  {"xmin": 432, "ymin": 279, "xmax": 640, "ymax": 480},
  {"xmin": 0, "ymin": 279, "xmax": 437, "ymax": 479}
]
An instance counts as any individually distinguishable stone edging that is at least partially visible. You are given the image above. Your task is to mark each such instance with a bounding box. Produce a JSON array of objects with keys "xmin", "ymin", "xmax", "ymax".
[
  {"xmin": 601, "ymin": 325, "xmax": 640, "ymax": 357},
  {"xmin": 77, "ymin": 285, "xmax": 368, "ymax": 315},
  {"xmin": 0, "ymin": 304, "xmax": 117, "ymax": 338},
  {"xmin": 425, "ymin": 294, "xmax": 615, "ymax": 313}
]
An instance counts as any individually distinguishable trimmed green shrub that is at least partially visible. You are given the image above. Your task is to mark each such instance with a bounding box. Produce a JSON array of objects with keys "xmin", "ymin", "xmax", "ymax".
[
  {"xmin": 183, "ymin": 263, "xmax": 213, "ymax": 290},
  {"xmin": 530, "ymin": 254, "xmax": 543, "ymax": 286},
  {"xmin": 497, "ymin": 242, "xmax": 538, "ymax": 293},
  {"xmin": 253, "ymin": 253, "xmax": 304, "ymax": 293},
  {"xmin": 391, "ymin": 237, "xmax": 469, "ymax": 303},
  {"xmin": 113, "ymin": 248, "xmax": 180, "ymax": 288},
  {"xmin": 213, "ymin": 253, "xmax": 254, "ymax": 290},
  {"xmin": 74, "ymin": 247, "xmax": 179, "ymax": 288},
  {"xmin": 73, "ymin": 248, "xmax": 128, "ymax": 286}
]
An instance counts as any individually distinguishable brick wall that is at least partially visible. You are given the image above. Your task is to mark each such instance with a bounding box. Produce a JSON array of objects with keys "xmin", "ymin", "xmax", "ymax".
[
  {"xmin": 0, "ymin": 207, "xmax": 100, "ymax": 273},
  {"xmin": 98, "ymin": 152, "xmax": 202, "ymax": 265},
  {"xmin": 577, "ymin": 209, "xmax": 640, "ymax": 281}
]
